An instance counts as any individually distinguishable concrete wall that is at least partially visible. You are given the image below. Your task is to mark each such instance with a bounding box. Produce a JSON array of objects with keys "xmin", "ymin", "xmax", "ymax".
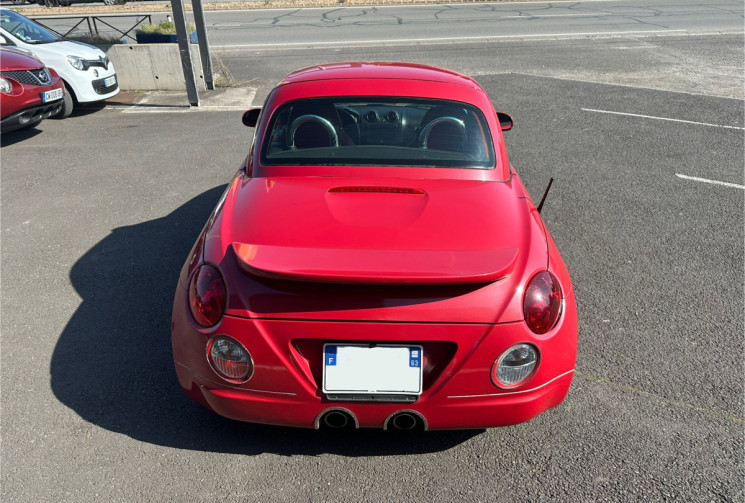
[{"xmin": 105, "ymin": 44, "xmax": 205, "ymax": 92}]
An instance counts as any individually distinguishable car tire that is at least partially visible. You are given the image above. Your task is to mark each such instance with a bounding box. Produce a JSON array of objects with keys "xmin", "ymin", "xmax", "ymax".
[
  {"xmin": 11, "ymin": 0, "xmax": 27, "ymax": 5},
  {"xmin": 54, "ymin": 85, "xmax": 74, "ymax": 119},
  {"xmin": 102, "ymin": 0, "xmax": 116, "ymax": 5}
]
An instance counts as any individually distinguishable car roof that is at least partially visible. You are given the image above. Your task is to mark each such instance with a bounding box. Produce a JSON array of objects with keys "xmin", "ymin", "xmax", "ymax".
[{"xmin": 281, "ymin": 62, "xmax": 482, "ymax": 89}]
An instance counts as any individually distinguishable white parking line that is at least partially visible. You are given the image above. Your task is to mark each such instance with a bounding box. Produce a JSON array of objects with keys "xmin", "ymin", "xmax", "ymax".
[
  {"xmin": 676, "ymin": 173, "xmax": 745, "ymax": 190},
  {"xmin": 581, "ymin": 108, "xmax": 745, "ymax": 130}
]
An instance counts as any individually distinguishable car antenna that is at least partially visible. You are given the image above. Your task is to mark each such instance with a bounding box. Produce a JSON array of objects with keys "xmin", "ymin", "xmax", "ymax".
[{"xmin": 537, "ymin": 178, "xmax": 554, "ymax": 214}]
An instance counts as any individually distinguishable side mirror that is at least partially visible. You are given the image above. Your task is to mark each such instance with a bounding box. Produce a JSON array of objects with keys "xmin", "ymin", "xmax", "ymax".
[
  {"xmin": 242, "ymin": 108, "xmax": 261, "ymax": 128},
  {"xmin": 0, "ymin": 34, "xmax": 9, "ymax": 46},
  {"xmin": 497, "ymin": 112, "xmax": 513, "ymax": 132}
]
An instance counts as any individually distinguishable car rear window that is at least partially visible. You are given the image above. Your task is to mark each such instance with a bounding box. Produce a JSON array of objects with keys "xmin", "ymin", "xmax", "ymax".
[{"xmin": 260, "ymin": 97, "xmax": 495, "ymax": 169}]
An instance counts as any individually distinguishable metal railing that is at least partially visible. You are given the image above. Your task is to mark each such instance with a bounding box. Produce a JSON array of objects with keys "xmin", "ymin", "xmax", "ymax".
[{"xmin": 32, "ymin": 14, "xmax": 153, "ymax": 42}]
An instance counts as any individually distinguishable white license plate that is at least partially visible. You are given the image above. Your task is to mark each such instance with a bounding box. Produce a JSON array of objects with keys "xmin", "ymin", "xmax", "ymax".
[
  {"xmin": 41, "ymin": 88, "xmax": 63, "ymax": 103},
  {"xmin": 104, "ymin": 75, "xmax": 116, "ymax": 87},
  {"xmin": 323, "ymin": 344, "xmax": 423, "ymax": 395}
]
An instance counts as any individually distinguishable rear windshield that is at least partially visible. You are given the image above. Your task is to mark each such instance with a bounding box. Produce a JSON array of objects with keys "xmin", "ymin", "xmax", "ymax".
[{"xmin": 260, "ymin": 97, "xmax": 495, "ymax": 169}]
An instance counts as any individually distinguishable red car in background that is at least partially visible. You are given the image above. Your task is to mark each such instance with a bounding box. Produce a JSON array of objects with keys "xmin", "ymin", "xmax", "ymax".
[
  {"xmin": 1, "ymin": 47, "xmax": 64, "ymax": 132},
  {"xmin": 172, "ymin": 62, "xmax": 578, "ymax": 431}
]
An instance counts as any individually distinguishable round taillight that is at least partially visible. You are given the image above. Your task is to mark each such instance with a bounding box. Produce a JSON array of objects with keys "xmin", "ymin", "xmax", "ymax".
[
  {"xmin": 492, "ymin": 344, "xmax": 539, "ymax": 389},
  {"xmin": 188, "ymin": 264, "xmax": 226, "ymax": 328},
  {"xmin": 523, "ymin": 271, "xmax": 562, "ymax": 334},
  {"xmin": 208, "ymin": 336, "xmax": 252, "ymax": 382}
]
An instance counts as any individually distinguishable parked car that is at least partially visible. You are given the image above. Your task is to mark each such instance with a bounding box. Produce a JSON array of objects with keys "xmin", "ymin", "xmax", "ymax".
[
  {"xmin": 33, "ymin": 0, "xmax": 128, "ymax": 6},
  {"xmin": 171, "ymin": 62, "xmax": 578, "ymax": 431},
  {"xmin": 1, "ymin": 46, "xmax": 64, "ymax": 132},
  {"xmin": 0, "ymin": 8, "xmax": 118, "ymax": 118}
]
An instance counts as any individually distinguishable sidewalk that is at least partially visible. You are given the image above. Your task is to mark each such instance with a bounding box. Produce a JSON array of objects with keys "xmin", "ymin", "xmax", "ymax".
[{"xmin": 104, "ymin": 86, "xmax": 257, "ymax": 111}]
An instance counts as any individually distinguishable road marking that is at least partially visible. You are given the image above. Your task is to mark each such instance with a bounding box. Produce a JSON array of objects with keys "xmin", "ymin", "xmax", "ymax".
[
  {"xmin": 581, "ymin": 108, "xmax": 745, "ymax": 130},
  {"xmin": 676, "ymin": 173, "xmax": 745, "ymax": 190},
  {"xmin": 218, "ymin": 29, "xmax": 688, "ymax": 50}
]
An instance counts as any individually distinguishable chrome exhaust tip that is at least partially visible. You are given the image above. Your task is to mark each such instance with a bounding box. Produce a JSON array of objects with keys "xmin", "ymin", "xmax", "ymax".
[
  {"xmin": 316, "ymin": 408, "xmax": 357, "ymax": 430},
  {"xmin": 385, "ymin": 411, "xmax": 426, "ymax": 432}
]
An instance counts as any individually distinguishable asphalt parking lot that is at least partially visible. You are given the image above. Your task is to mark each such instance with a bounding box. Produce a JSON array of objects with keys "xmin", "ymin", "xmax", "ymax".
[{"xmin": 1, "ymin": 66, "xmax": 743, "ymax": 501}]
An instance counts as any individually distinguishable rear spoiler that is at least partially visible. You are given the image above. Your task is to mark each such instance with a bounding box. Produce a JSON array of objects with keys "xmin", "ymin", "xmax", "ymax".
[{"xmin": 232, "ymin": 243, "xmax": 518, "ymax": 285}]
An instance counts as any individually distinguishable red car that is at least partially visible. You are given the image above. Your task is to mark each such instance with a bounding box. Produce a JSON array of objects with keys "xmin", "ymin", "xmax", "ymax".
[
  {"xmin": 0, "ymin": 47, "xmax": 64, "ymax": 132},
  {"xmin": 172, "ymin": 62, "xmax": 577, "ymax": 431}
]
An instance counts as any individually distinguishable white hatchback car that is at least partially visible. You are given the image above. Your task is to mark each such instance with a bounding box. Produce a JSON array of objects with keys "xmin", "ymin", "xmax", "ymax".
[{"xmin": 0, "ymin": 8, "xmax": 118, "ymax": 117}]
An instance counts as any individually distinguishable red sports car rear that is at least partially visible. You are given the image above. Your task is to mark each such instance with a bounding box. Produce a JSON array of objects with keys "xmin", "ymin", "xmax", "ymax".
[{"xmin": 172, "ymin": 62, "xmax": 577, "ymax": 430}]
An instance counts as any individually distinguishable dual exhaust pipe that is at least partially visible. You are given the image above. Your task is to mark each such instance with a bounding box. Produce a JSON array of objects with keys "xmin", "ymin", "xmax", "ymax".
[{"xmin": 318, "ymin": 409, "xmax": 425, "ymax": 431}]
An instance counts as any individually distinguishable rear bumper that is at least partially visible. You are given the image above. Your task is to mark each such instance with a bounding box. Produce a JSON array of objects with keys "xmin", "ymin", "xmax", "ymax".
[
  {"xmin": 175, "ymin": 361, "xmax": 573, "ymax": 429},
  {"xmin": 1, "ymin": 100, "xmax": 62, "ymax": 132},
  {"xmin": 172, "ymin": 282, "xmax": 578, "ymax": 429}
]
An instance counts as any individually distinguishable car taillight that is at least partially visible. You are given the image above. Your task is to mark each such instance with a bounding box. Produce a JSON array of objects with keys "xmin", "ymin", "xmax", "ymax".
[
  {"xmin": 208, "ymin": 336, "xmax": 252, "ymax": 382},
  {"xmin": 523, "ymin": 271, "xmax": 562, "ymax": 334},
  {"xmin": 188, "ymin": 264, "xmax": 226, "ymax": 328}
]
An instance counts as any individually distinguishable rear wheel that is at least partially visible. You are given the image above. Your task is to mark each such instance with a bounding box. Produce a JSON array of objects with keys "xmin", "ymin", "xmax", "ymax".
[
  {"xmin": 11, "ymin": 0, "xmax": 27, "ymax": 5},
  {"xmin": 54, "ymin": 84, "xmax": 74, "ymax": 119}
]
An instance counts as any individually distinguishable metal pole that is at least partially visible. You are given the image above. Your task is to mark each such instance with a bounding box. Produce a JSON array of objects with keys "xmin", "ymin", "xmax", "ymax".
[
  {"xmin": 191, "ymin": 0, "xmax": 214, "ymax": 90},
  {"xmin": 170, "ymin": 0, "xmax": 200, "ymax": 106}
]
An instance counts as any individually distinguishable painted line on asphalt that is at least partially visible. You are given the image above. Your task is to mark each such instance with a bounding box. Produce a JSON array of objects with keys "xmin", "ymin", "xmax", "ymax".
[
  {"xmin": 581, "ymin": 108, "xmax": 745, "ymax": 130},
  {"xmin": 218, "ymin": 29, "xmax": 688, "ymax": 50},
  {"xmin": 675, "ymin": 173, "xmax": 745, "ymax": 190},
  {"xmin": 575, "ymin": 370, "xmax": 745, "ymax": 425}
]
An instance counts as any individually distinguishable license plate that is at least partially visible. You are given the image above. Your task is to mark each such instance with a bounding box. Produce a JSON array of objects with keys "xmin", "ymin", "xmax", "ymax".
[
  {"xmin": 103, "ymin": 75, "xmax": 116, "ymax": 87},
  {"xmin": 323, "ymin": 344, "xmax": 423, "ymax": 395},
  {"xmin": 41, "ymin": 88, "xmax": 63, "ymax": 103}
]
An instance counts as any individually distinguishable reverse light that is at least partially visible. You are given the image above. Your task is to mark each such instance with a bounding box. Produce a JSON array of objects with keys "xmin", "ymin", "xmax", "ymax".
[
  {"xmin": 0, "ymin": 77, "xmax": 12, "ymax": 95},
  {"xmin": 493, "ymin": 344, "xmax": 539, "ymax": 389},
  {"xmin": 188, "ymin": 264, "xmax": 226, "ymax": 328},
  {"xmin": 208, "ymin": 336, "xmax": 252, "ymax": 382},
  {"xmin": 523, "ymin": 271, "xmax": 562, "ymax": 334}
]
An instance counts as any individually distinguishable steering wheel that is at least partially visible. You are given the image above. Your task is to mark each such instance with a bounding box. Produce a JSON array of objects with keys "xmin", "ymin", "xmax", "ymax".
[
  {"xmin": 289, "ymin": 114, "xmax": 339, "ymax": 148},
  {"xmin": 418, "ymin": 116, "xmax": 467, "ymax": 149}
]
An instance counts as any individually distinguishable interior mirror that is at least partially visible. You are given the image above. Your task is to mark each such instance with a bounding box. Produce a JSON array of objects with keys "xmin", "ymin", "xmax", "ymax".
[
  {"xmin": 242, "ymin": 108, "xmax": 261, "ymax": 128},
  {"xmin": 497, "ymin": 112, "xmax": 513, "ymax": 131}
]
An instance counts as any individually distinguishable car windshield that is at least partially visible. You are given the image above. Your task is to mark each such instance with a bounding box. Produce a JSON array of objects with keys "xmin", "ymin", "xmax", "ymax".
[
  {"xmin": 261, "ymin": 97, "xmax": 496, "ymax": 169},
  {"xmin": 1, "ymin": 10, "xmax": 59, "ymax": 44}
]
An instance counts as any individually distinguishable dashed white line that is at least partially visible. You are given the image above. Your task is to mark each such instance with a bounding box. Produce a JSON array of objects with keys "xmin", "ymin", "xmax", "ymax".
[
  {"xmin": 675, "ymin": 174, "xmax": 745, "ymax": 190},
  {"xmin": 581, "ymin": 108, "xmax": 745, "ymax": 130}
]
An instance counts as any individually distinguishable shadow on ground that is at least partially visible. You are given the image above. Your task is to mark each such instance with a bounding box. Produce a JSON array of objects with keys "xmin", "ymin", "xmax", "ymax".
[
  {"xmin": 0, "ymin": 125, "xmax": 43, "ymax": 146},
  {"xmin": 50, "ymin": 185, "xmax": 480, "ymax": 455}
]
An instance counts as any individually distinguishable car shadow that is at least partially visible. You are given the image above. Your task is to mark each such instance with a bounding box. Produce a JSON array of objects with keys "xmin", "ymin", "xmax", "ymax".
[
  {"xmin": 50, "ymin": 185, "xmax": 481, "ymax": 456},
  {"xmin": 57, "ymin": 101, "xmax": 108, "ymax": 118},
  {"xmin": 0, "ymin": 125, "xmax": 43, "ymax": 146}
]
